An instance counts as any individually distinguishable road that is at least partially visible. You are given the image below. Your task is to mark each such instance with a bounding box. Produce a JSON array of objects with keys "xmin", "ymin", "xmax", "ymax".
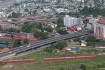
[{"xmin": 0, "ymin": 31, "xmax": 88, "ymax": 57}]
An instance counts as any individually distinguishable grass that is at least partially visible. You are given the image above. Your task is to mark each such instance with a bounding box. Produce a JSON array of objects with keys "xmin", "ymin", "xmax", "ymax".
[{"xmin": 0, "ymin": 50, "xmax": 105, "ymax": 70}]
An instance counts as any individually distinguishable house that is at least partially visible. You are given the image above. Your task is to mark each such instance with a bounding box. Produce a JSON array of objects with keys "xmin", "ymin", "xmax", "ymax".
[{"xmin": 81, "ymin": 40, "xmax": 87, "ymax": 46}]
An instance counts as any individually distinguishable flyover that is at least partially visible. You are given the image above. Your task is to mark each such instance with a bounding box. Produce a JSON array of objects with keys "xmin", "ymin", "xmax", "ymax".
[{"xmin": 0, "ymin": 31, "xmax": 88, "ymax": 58}]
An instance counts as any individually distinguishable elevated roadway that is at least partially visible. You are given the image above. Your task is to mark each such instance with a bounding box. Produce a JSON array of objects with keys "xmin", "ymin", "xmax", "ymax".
[{"xmin": 0, "ymin": 31, "xmax": 88, "ymax": 58}]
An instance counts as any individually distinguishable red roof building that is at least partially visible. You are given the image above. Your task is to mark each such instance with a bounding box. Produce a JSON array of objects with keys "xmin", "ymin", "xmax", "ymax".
[
  {"xmin": 94, "ymin": 18, "xmax": 105, "ymax": 39},
  {"xmin": 97, "ymin": 18, "xmax": 105, "ymax": 24}
]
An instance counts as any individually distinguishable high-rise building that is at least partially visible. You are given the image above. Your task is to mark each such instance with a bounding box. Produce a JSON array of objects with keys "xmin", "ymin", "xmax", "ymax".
[
  {"xmin": 89, "ymin": 18, "xmax": 97, "ymax": 25},
  {"xmin": 94, "ymin": 18, "xmax": 105, "ymax": 39},
  {"xmin": 64, "ymin": 15, "xmax": 82, "ymax": 27}
]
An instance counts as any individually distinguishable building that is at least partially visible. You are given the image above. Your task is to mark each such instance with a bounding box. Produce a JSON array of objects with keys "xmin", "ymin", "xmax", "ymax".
[
  {"xmin": 81, "ymin": 40, "xmax": 87, "ymax": 46},
  {"xmin": 95, "ymin": 43, "xmax": 105, "ymax": 48},
  {"xmin": 89, "ymin": 18, "xmax": 97, "ymax": 25},
  {"xmin": 64, "ymin": 15, "xmax": 82, "ymax": 27},
  {"xmin": 0, "ymin": 24, "xmax": 22, "ymax": 30},
  {"xmin": 94, "ymin": 18, "xmax": 105, "ymax": 39},
  {"xmin": 87, "ymin": 18, "xmax": 97, "ymax": 30}
]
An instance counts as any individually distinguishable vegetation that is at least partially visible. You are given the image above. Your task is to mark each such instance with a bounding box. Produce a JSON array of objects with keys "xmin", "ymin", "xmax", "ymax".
[
  {"xmin": 80, "ymin": 64, "xmax": 86, "ymax": 70},
  {"xmin": 86, "ymin": 36, "xmax": 105, "ymax": 42},
  {"xmin": 22, "ymin": 22, "xmax": 33, "ymax": 33},
  {"xmin": 23, "ymin": 39, "xmax": 29, "ymax": 44},
  {"xmin": 83, "ymin": 19, "xmax": 89, "ymax": 24},
  {"xmin": 0, "ymin": 46, "xmax": 4, "ymax": 49},
  {"xmin": 74, "ymin": 36, "xmax": 81, "ymax": 42},
  {"xmin": 13, "ymin": 39, "xmax": 21, "ymax": 47},
  {"xmin": 74, "ymin": 36, "xmax": 105, "ymax": 42},
  {"xmin": 44, "ymin": 40, "xmax": 67, "ymax": 52},
  {"xmin": 16, "ymin": 30, "xmax": 20, "ymax": 33},
  {"xmin": 56, "ymin": 18, "xmax": 64, "ymax": 28},
  {"xmin": 80, "ymin": 7, "xmax": 105, "ymax": 17},
  {"xmin": 34, "ymin": 31, "xmax": 48, "ymax": 39},
  {"xmin": 68, "ymin": 7, "xmax": 105, "ymax": 17},
  {"xmin": 56, "ymin": 40, "xmax": 67, "ymax": 50},
  {"xmin": 44, "ymin": 26, "xmax": 53, "ymax": 32},
  {"xmin": 11, "ymin": 34, "xmax": 14, "ymax": 38},
  {"xmin": 36, "ymin": 23, "xmax": 43, "ymax": 30},
  {"xmin": 0, "ymin": 25, "xmax": 2, "ymax": 31},
  {"xmin": 2, "ymin": 50, "xmax": 105, "ymax": 70},
  {"xmin": 8, "ymin": 12, "xmax": 21, "ymax": 18},
  {"xmin": 6, "ymin": 28, "xmax": 16, "ymax": 32},
  {"xmin": 57, "ymin": 29, "xmax": 68, "ymax": 35}
]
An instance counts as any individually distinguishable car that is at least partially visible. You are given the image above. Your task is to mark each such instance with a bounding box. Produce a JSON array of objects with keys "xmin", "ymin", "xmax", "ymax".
[
  {"xmin": 10, "ymin": 49, "xmax": 14, "ymax": 51},
  {"xmin": 9, "ymin": 52, "xmax": 11, "ymax": 53},
  {"xmin": 20, "ymin": 46, "xmax": 24, "ymax": 47},
  {"xmin": 27, "ymin": 44, "xmax": 30, "ymax": 47}
]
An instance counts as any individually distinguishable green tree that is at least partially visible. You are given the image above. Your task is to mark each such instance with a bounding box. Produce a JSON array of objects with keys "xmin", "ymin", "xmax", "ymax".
[
  {"xmin": 56, "ymin": 18, "xmax": 64, "ymax": 28},
  {"xmin": 25, "ymin": 8, "xmax": 28, "ymax": 12},
  {"xmin": 0, "ymin": 46, "xmax": 3, "ymax": 49},
  {"xmin": 34, "ymin": 31, "xmax": 48, "ymax": 39},
  {"xmin": 57, "ymin": 29, "xmax": 68, "ymax": 35},
  {"xmin": 36, "ymin": 23, "xmax": 43, "ymax": 30},
  {"xmin": 24, "ymin": 22, "xmax": 29, "ymax": 24},
  {"xmin": 22, "ymin": 24, "xmax": 32, "ymax": 33},
  {"xmin": 44, "ymin": 47, "xmax": 52, "ymax": 53},
  {"xmin": 7, "ymin": 28, "xmax": 16, "ymax": 32},
  {"xmin": 83, "ymin": 19, "xmax": 89, "ymax": 24},
  {"xmin": 5, "ymin": 40, "xmax": 9, "ymax": 45},
  {"xmin": 74, "ymin": 36, "xmax": 81, "ymax": 42},
  {"xmin": 80, "ymin": 64, "xmax": 86, "ymax": 70},
  {"xmin": 44, "ymin": 26, "xmax": 53, "ymax": 32},
  {"xmin": 56, "ymin": 40, "xmax": 67, "ymax": 50},
  {"xmin": 11, "ymin": 34, "xmax": 14, "ymax": 38},
  {"xmin": 23, "ymin": 39, "xmax": 29, "ymax": 44},
  {"xmin": 8, "ymin": 12, "xmax": 21, "ymax": 18},
  {"xmin": 16, "ymin": 30, "xmax": 20, "ymax": 33},
  {"xmin": 0, "ymin": 25, "xmax": 2, "ymax": 31},
  {"xmin": 13, "ymin": 39, "xmax": 21, "ymax": 47}
]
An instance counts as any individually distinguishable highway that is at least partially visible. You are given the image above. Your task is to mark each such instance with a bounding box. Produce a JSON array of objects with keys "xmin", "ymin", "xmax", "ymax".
[{"xmin": 0, "ymin": 31, "xmax": 88, "ymax": 57}]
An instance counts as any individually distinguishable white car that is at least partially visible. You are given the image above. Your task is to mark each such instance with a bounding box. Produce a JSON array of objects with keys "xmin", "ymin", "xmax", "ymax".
[
  {"xmin": 27, "ymin": 44, "xmax": 30, "ymax": 47},
  {"xmin": 9, "ymin": 52, "xmax": 11, "ymax": 53}
]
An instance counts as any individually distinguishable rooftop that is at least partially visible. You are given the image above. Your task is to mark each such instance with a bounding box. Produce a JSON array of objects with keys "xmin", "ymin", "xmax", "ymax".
[{"xmin": 97, "ymin": 18, "xmax": 105, "ymax": 24}]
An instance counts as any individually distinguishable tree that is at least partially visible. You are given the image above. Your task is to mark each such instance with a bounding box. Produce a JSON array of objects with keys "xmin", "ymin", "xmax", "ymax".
[
  {"xmin": 80, "ymin": 64, "xmax": 86, "ymax": 70},
  {"xmin": 11, "ymin": 34, "xmax": 14, "ymax": 38},
  {"xmin": 23, "ymin": 39, "xmax": 29, "ymax": 44},
  {"xmin": 7, "ymin": 28, "xmax": 16, "ymax": 32},
  {"xmin": 24, "ymin": 22, "xmax": 29, "ymax": 24},
  {"xmin": 86, "ymin": 36, "xmax": 104, "ymax": 42},
  {"xmin": 56, "ymin": 40, "xmax": 67, "ymax": 50},
  {"xmin": 5, "ymin": 40, "xmax": 9, "ymax": 45},
  {"xmin": 34, "ymin": 31, "xmax": 48, "ymax": 39},
  {"xmin": 8, "ymin": 12, "xmax": 21, "ymax": 18},
  {"xmin": 41, "ymin": 32, "xmax": 49, "ymax": 39},
  {"xmin": 83, "ymin": 19, "xmax": 89, "ymax": 24},
  {"xmin": 16, "ymin": 30, "xmax": 20, "ymax": 33},
  {"xmin": 44, "ymin": 26, "xmax": 53, "ymax": 32},
  {"xmin": 56, "ymin": 18, "xmax": 64, "ymax": 28},
  {"xmin": 0, "ymin": 25, "xmax": 2, "ymax": 31},
  {"xmin": 22, "ymin": 24, "xmax": 32, "ymax": 33},
  {"xmin": 33, "ymin": 10, "xmax": 37, "ymax": 14},
  {"xmin": 36, "ymin": 23, "xmax": 43, "ymax": 30},
  {"xmin": 57, "ymin": 29, "xmax": 68, "ymax": 35},
  {"xmin": 13, "ymin": 39, "xmax": 21, "ymax": 47},
  {"xmin": 25, "ymin": 8, "xmax": 28, "ymax": 12},
  {"xmin": 44, "ymin": 47, "xmax": 52, "ymax": 53},
  {"xmin": 74, "ymin": 36, "xmax": 81, "ymax": 42},
  {"xmin": 0, "ymin": 46, "xmax": 3, "ymax": 49}
]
